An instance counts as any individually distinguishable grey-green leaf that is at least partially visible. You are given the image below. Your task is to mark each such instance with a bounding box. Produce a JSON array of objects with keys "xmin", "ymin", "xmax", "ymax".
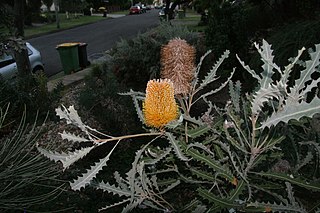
[{"xmin": 260, "ymin": 97, "xmax": 320, "ymax": 129}]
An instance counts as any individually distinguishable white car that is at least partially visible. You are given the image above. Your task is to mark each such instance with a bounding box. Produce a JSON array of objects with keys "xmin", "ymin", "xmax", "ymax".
[{"xmin": 0, "ymin": 42, "xmax": 44, "ymax": 80}]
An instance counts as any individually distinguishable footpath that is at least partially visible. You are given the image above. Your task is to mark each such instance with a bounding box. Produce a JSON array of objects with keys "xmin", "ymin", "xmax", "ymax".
[{"xmin": 47, "ymin": 55, "xmax": 108, "ymax": 92}]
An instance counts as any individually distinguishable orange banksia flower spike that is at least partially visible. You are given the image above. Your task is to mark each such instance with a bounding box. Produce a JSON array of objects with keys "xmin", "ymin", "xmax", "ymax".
[
  {"xmin": 161, "ymin": 38, "xmax": 196, "ymax": 95},
  {"xmin": 143, "ymin": 79, "xmax": 179, "ymax": 129}
]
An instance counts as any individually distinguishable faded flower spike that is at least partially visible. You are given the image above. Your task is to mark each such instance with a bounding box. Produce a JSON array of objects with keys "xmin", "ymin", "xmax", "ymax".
[
  {"xmin": 143, "ymin": 79, "xmax": 179, "ymax": 128},
  {"xmin": 161, "ymin": 38, "xmax": 196, "ymax": 95}
]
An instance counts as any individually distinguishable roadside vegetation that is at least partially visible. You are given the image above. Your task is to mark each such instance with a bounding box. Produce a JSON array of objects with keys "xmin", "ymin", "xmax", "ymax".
[
  {"xmin": 25, "ymin": 14, "xmax": 105, "ymax": 38},
  {"xmin": 1, "ymin": 0, "xmax": 320, "ymax": 212}
]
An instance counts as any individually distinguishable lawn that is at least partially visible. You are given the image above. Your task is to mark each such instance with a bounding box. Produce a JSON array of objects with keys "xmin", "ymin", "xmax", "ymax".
[{"xmin": 25, "ymin": 14, "xmax": 106, "ymax": 38}]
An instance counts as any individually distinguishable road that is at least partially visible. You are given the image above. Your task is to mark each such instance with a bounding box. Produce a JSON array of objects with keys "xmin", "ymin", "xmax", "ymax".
[{"xmin": 28, "ymin": 10, "xmax": 159, "ymax": 77}]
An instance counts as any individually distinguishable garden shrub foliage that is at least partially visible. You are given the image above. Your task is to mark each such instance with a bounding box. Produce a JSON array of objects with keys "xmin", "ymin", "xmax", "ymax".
[
  {"xmin": 39, "ymin": 39, "xmax": 320, "ymax": 212},
  {"xmin": 109, "ymin": 23, "xmax": 201, "ymax": 91}
]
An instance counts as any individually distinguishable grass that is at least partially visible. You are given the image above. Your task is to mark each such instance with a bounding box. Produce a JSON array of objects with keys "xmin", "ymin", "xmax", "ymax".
[
  {"xmin": 109, "ymin": 10, "xmax": 129, "ymax": 15},
  {"xmin": 25, "ymin": 14, "xmax": 106, "ymax": 38},
  {"xmin": 172, "ymin": 10, "xmax": 206, "ymax": 32}
]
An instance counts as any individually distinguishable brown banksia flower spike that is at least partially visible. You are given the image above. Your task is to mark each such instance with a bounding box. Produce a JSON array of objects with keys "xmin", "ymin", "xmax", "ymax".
[{"xmin": 160, "ymin": 38, "xmax": 196, "ymax": 95}]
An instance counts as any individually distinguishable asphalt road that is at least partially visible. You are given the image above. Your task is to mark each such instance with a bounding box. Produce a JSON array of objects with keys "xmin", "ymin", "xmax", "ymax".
[{"xmin": 28, "ymin": 9, "xmax": 159, "ymax": 77}]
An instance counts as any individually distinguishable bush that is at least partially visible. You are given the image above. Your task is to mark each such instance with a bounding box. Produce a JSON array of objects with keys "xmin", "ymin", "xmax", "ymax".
[
  {"xmin": 41, "ymin": 39, "xmax": 320, "ymax": 212},
  {"xmin": 78, "ymin": 64, "xmax": 142, "ymax": 136},
  {"xmin": 206, "ymin": 2, "xmax": 250, "ymax": 64},
  {"xmin": 0, "ymin": 73, "xmax": 63, "ymax": 125},
  {"xmin": 109, "ymin": 23, "xmax": 203, "ymax": 91}
]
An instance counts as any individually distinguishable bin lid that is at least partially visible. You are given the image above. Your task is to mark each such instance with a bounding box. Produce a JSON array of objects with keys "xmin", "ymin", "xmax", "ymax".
[
  {"xmin": 78, "ymin": 42, "xmax": 87, "ymax": 46},
  {"xmin": 56, "ymin": 42, "xmax": 79, "ymax": 48}
]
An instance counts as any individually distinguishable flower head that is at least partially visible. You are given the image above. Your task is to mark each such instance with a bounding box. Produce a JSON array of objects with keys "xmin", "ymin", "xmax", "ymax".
[
  {"xmin": 143, "ymin": 79, "xmax": 179, "ymax": 128},
  {"xmin": 161, "ymin": 38, "xmax": 196, "ymax": 95}
]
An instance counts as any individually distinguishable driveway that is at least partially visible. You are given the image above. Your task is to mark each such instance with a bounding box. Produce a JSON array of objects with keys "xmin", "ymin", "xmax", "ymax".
[{"xmin": 28, "ymin": 10, "xmax": 160, "ymax": 77}]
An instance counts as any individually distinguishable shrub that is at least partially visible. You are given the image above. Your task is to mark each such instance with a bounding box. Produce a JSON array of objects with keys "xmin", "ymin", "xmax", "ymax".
[
  {"xmin": 205, "ymin": 2, "xmax": 250, "ymax": 64},
  {"xmin": 0, "ymin": 103, "xmax": 63, "ymax": 211},
  {"xmin": 0, "ymin": 73, "xmax": 63, "ymax": 125},
  {"xmin": 109, "ymin": 23, "xmax": 202, "ymax": 91},
  {"xmin": 40, "ymin": 40, "xmax": 320, "ymax": 212},
  {"xmin": 79, "ymin": 64, "xmax": 142, "ymax": 136}
]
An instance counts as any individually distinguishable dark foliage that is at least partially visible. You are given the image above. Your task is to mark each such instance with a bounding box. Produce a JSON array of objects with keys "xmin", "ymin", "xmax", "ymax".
[
  {"xmin": 0, "ymin": 73, "xmax": 63, "ymax": 126},
  {"xmin": 79, "ymin": 64, "xmax": 143, "ymax": 136},
  {"xmin": 109, "ymin": 23, "xmax": 202, "ymax": 91}
]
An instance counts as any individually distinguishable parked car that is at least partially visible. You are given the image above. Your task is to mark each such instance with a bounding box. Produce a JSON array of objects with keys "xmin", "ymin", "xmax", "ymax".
[
  {"xmin": 129, "ymin": 6, "xmax": 141, "ymax": 15},
  {"xmin": 0, "ymin": 42, "xmax": 44, "ymax": 80}
]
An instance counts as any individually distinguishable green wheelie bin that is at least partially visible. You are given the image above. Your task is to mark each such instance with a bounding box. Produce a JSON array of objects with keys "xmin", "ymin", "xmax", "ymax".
[{"xmin": 56, "ymin": 42, "xmax": 80, "ymax": 74}]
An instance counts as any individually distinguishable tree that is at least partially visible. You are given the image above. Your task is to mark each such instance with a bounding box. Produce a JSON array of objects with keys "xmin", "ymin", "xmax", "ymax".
[
  {"xmin": 13, "ymin": 0, "xmax": 31, "ymax": 77},
  {"xmin": 53, "ymin": 0, "xmax": 60, "ymax": 28}
]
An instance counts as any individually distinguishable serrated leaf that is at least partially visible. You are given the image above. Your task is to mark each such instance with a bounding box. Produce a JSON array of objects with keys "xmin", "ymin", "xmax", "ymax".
[
  {"xmin": 187, "ymin": 125, "xmax": 211, "ymax": 138},
  {"xmin": 125, "ymin": 141, "xmax": 152, "ymax": 197},
  {"xmin": 190, "ymin": 167, "xmax": 216, "ymax": 182},
  {"xmin": 55, "ymin": 105, "xmax": 86, "ymax": 131},
  {"xmin": 61, "ymin": 146, "xmax": 94, "ymax": 170},
  {"xmin": 183, "ymin": 145, "xmax": 234, "ymax": 182},
  {"xmin": 252, "ymin": 172, "xmax": 320, "ymax": 191},
  {"xmin": 194, "ymin": 50, "xmax": 212, "ymax": 87},
  {"xmin": 229, "ymin": 81, "xmax": 242, "ymax": 113},
  {"xmin": 150, "ymin": 175, "xmax": 159, "ymax": 191},
  {"xmin": 119, "ymin": 89, "xmax": 145, "ymax": 97},
  {"xmin": 293, "ymin": 44, "xmax": 320, "ymax": 95},
  {"xmin": 260, "ymin": 97, "xmax": 320, "ymax": 129},
  {"xmin": 183, "ymin": 114, "xmax": 204, "ymax": 125},
  {"xmin": 99, "ymin": 198, "xmax": 131, "ymax": 212},
  {"xmin": 70, "ymin": 141, "xmax": 119, "ymax": 190},
  {"xmin": 122, "ymin": 198, "xmax": 144, "ymax": 213},
  {"xmin": 144, "ymin": 147, "xmax": 172, "ymax": 165},
  {"xmin": 187, "ymin": 142, "xmax": 215, "ymax": 157},
  {"xmin": 37, "ymin": 147, "xmax": 69, "ymax": 162},
  {"xmin": 59, "ymin": 130, "xmax": 89, "ymax": 143},
  {"xmin": 254, "ymin": 40, "xmax": 279, "ymax": 89},
  {"xmin": 157, "ymin": 178, "xmax": 178, "ymax": 187},
  {"xmin": 237, "ymin": 54, "xmax": 261, "ymax": 81},
  {"xmin": 120, "ymin": 89, "xmax": 145, "ymax": 124},
  {"xmin": 96, "ymin": 181, "xmax": 131, "ymax": 197},
  {"xmin": 158, "ymin": 180, "xmax": 180, "ymax": 195},
  {"xmin": 198, "ymin": 50, "xmax": 230, "ymax": 90},
  {"xmin": 38, "ymin": 145, "xmax": 94, "ymax": 171},
  {"xmin": 229, "ymin": 180, "xmax": 246, "ymax": 201},
  {"xmin": 166, "ymin": 132, "xmax": 189, "ymax": 161},
  {"xmin": 196, "ymin": 68, "xmax": 235, "ymax": 103},
  {"xmin": 70, "ymin": 155, "xmax": 109, "ymax": 190},
  {"xmin": 246, "ymin": 200, "xmax": 306, "ymax": 213},
  {"xmin": 197, "ymin": 188, "xmax": 243, "ymax": 208},
  {"xmin": 295, "ymin": 151, "xmax": 313, "ymax": 172},
  {"xmin": 131, "ymin": 94, "xmax": 145, "ymax": 124},
  {"xmin": 281, "ymin": 47, "xmax": 306, "ymax": 86},
  {"xmin": 251, "ymin": 84, "xmax": 282, "ymax": 115}
]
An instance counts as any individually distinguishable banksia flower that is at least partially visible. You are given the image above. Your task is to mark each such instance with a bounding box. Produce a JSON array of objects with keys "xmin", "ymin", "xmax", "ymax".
[
  {"xmin": 143, "ymin": 79, "xmax": 178, "ymax": 129},
  {"xmin": 161, "ymin": 38, "xmax": 196, "ymax": 95}
]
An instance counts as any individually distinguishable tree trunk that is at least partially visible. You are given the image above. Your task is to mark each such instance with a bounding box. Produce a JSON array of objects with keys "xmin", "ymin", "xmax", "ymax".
[
  {"xmin": 14, "ymin": 0, "xmax": 31, "ymax": 77},
  {"xmin": 54, "ymin": 0, "xmax": 60, "ymax": 29},
  {"xmin": 14, "ymin": 0, "xmax": 25, "ymax": 37},
  {"xmin": 165, "ymin": 0, "xmax": 190, "ymax": 20}
]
